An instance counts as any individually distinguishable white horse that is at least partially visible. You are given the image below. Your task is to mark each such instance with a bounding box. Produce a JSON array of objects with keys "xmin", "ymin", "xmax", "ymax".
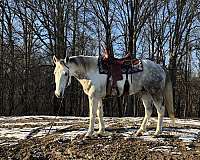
[{"xmin": 53, "ymin": 55, "xmax": 175, "ymax": 138}]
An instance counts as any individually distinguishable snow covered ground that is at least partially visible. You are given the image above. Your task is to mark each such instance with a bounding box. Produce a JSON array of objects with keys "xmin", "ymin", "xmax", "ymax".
[
  {"xmin": 0, "ymin": 116, "xmax": 200, "ymax": 154},
  {"xmin": 0, "ymin": 116, "xmax": 200, "ymax": 145},
  {"xmin": 0, "ymin": 116, "xmax": 200, "ymax": 159}
]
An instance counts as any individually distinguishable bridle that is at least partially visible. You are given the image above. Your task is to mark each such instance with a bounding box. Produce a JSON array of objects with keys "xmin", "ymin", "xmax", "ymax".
[
  {"xmin": 65, "ymin": 67, "xmax": 70, "ymax": 88},
  {"xmin": 60, "ymin": 59, "xmax": 70, "ymax": 88}
]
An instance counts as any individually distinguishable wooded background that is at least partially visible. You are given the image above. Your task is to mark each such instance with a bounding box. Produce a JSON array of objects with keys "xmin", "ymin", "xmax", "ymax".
[{"xmin": 0, "ymin": 0, "xmax": 200, "ymax": 118}]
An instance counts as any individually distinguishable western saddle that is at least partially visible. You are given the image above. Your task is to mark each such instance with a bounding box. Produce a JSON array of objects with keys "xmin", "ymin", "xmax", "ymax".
[{"xmin": 101, "ymin": 49, "xmax": 141, "ymax": 96}]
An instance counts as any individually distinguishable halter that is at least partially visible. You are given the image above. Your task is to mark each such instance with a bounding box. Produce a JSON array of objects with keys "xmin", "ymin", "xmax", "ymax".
[{"xmin": 65, "ymin": 68, "xmax": 70, "ymax": 88}]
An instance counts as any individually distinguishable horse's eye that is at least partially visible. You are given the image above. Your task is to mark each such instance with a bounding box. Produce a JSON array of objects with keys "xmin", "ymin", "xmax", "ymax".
[{"xmin": 63, "ymin": 71, "xmax": 68, "ymax": 76}]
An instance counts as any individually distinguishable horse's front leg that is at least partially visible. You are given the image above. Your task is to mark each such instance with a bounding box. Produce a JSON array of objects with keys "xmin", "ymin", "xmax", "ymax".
[
  {"xmin": 97, "ymin": 99, "xmax": 105, "ymax": 134},
  {"xmin": 85, "ymin": 96, "xmax": 98, "ymax": 138}
]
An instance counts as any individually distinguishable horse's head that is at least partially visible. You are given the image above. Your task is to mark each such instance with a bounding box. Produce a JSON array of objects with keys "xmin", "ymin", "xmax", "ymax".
[{"xmin": 53, "ymin": 56, "xmax": 71, "ymax": 98}]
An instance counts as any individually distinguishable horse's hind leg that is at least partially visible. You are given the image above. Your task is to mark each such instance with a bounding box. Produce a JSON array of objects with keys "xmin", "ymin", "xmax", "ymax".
[
  {"xmin": 136, "ymin": 94, "xmax": 153, "ymax": 136},
  {"xmin": 152, "ymin": 94, "xmax": 165, "ymax": 136}
]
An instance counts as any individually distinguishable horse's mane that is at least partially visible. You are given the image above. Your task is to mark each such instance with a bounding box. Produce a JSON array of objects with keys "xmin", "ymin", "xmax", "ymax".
[{"xmin": 69, "ymin": 55, "xmax": 98, "ymax": 73}]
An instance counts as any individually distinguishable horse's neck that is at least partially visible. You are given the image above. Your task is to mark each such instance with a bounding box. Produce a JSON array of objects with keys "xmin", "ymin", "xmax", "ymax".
[
  {"xmin": 69, "ymin": 56, "xmax": 98, "ymax": 80},
  {"xmin": 68, "ymin": 56, "xmax": 102, "ymax": 97}
]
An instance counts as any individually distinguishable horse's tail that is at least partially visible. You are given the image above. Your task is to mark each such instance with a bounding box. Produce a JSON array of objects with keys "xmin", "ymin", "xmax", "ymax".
[{"xmin": 164, "ymin": 71, "xmax": 175, "ymax": 126}]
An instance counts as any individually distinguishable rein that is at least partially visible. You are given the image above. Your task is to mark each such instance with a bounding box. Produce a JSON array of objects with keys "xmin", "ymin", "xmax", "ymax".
[
  {"xmin": 46, "ymin": 58, "xmax": 70, "ymax": 135},
  {"xmin": 47, "ymin": 97, "xmax": 64, "ymax": 135}
]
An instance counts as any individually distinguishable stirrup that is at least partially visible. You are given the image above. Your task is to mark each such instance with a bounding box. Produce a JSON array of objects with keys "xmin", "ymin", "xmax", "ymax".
[{"xmin": 111, "ymin": 88, "xmax": 118, "ymax": 96}]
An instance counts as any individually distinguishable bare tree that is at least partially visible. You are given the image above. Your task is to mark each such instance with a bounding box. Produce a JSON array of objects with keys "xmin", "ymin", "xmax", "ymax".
[{"xmin": 89, "ymin": 0, "xmax": 115, "ymax": 57}]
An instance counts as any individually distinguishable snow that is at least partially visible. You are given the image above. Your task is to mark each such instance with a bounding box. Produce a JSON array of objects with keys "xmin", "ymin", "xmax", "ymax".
[
  {"xmin": 163, "ymin": 118, "xmax": 200, "ymax": 126},
  {"xmin": 1, "ymin": 122, "xmax": 50, "ymax": 127},
  {"xmin": 149, "ymin": 145, "xmax": 174, "ymax": 152}
]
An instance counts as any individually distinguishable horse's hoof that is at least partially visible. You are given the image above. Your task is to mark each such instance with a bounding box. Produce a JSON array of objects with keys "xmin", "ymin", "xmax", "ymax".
[
  {"xmin": 95, "ymin": 131, "xmax": 112, "ymax": 137},
  {"xmin": 152, "ymin": 134, "xmax": 159, "ymax": 138},
  {"xmin": 135, "ymin": 132, "xmax": 143, "ymax": 136},
  {"xmin": 94, "ymin": 132, "xmax": 103, "ymax": 137},
  {"xmin": 102, "ymin": 131, "xmax": 112, "ymax": 137},
  {"xmin": 84, "ymin": 132, "xmax": 93, "ymax": 140},
  {"xmin": 83, "ymin": 135, "xmax": 92, "ymax": 140},
  {"xmin": 135, "ymin": 129, "xmax": 145, "ymax": 136},
  {"xmin": 153, "ymin": 131, "xmax": 161, "ymax": 137}
]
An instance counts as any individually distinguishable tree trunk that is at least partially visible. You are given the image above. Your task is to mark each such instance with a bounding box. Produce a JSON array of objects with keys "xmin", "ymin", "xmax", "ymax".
[{"xmin": 0, "ymin": 1, "xmax": 4, "ymax": 114}]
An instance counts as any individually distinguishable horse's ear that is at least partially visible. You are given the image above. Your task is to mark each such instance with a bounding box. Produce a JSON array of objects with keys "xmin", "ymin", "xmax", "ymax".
[{"xmin": 53, "ymin": 55, "xmax": 58, "ymax": 64}]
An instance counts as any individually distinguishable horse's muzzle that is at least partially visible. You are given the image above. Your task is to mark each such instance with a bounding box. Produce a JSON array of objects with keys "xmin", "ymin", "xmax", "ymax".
[{"xmin": 55, "ymin": 91, "xmax": 63, "ymax": 98}]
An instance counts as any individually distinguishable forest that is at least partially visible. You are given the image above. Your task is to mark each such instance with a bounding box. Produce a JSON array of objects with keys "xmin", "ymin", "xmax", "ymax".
[{"xmin": 0, "ymin": 0, "xmax": 200, "ymax": 118}]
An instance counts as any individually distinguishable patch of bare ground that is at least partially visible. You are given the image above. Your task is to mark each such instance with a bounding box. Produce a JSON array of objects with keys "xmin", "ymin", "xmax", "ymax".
[{"xmin": 0, "ymin": 134, "xmax": 200, "ymax": 160}]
